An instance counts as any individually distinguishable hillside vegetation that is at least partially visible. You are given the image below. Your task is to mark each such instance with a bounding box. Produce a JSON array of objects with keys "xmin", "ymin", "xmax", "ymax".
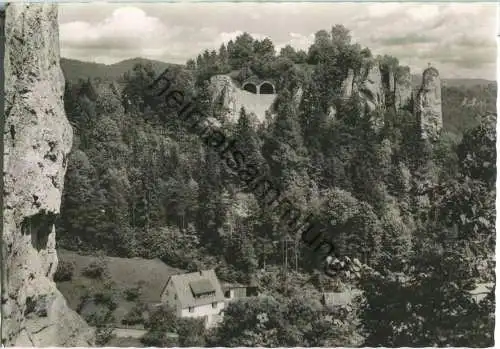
[
  {"xmin": 57, "ymin": 26, "xmax": 495, "ymax": 347},
  {"xmin": 62, "ymin": 58, "xmax": 496, "ymax": 137},
  {"xmin": 441, "ymin": 83, "xmax": 497, "ymax": 135}
]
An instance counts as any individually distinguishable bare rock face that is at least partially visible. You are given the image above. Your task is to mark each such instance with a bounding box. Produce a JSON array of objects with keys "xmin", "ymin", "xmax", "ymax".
[
  {"xmin": 292, "ymin": 85, "xmax": 303, "ymax": 110},
  {"xmin": 394, "ymin": 66, "xmax": 413, "ymax": 110},
  {"xmin": 2, "ymin": 3, "xmax": 94, "ymax": 346},
  {"xmin": 358, "ymin": 63, "xmax": 385, "ymax": 112},
  {"xmin": 209, "ymin": 75, "xmax": 238, "ymax": 121},
  {"xmin": 387, "ymin": 69, "xmax": 395, "ymax": 95},
  {"xmin": 340, "ymin": 68, "xmax": 355, "ymax": 99},
  {"xmin": 415, "ymin": 67, "xmax": 442, "ymax": 140}
]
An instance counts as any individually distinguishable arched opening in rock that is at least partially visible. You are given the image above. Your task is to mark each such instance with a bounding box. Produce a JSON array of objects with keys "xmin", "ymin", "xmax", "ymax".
[
  {"xmin": 242, "ymin": 83, "xmax": 257, "ymax": 94},
  {"xmin": 259, "ymin": 82, "xmax": 275, "ymax": 94}
]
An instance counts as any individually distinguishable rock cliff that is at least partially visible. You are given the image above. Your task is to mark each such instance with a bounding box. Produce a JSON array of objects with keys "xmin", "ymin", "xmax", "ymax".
[
  {"xmin": 209, "ymin": 60, "xmax": 435, "ymax": 141},
  {"xmin": 387, "ymin": 69, "xmax": 395, "ymax": 95},
  {"xmin": 2, "ymin": 3, "xmax": 94, "ymax": 346},
  {"xmin": 340, "ymin": 68, "xmax": 355, "ymax": 99},
  {"xmin": 354, "ymin": 61, "xmax": 412, "ymax": 113},
  {"xmin": 415, "ymin": 66, "xmax": 443, "ymax": 140},
  {"xmin": 394, "ymin": 66, "xmax": 413, "ymax": 111},
  {"xmin": 357, "ymin": 62, "xmax": 385, "ymax": 113}
]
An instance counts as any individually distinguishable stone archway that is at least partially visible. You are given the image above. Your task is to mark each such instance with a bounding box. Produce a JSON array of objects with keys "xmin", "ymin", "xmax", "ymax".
[
  {"xmin": 259, "ymin": 81, "xmax": 275, "ymax": 94},
  {"xmin": 242, "ymin": 82, "xmax": 257, "ymax": 94}
]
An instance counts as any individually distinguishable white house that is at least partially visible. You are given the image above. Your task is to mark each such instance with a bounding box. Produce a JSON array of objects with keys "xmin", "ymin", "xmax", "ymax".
[{"xmin": 160, "ymin": 269, "xmax": 225, "ymax": 329}]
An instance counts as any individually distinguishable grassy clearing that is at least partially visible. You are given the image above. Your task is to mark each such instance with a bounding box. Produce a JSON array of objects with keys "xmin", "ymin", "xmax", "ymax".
[{"xmin": 56, "ymin": 249, "xmax": 184, "ymax": 326}]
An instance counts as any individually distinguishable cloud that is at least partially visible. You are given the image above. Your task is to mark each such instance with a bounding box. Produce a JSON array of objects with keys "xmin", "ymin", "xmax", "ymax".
[
  {"xmin": 60, "ymin": 6, "xmax": 188, "ymax": 61},
  {"xmin": 375, "ymin": 33, "xmax": 435, "ymax": 46},
  {"xmin": 58, "ymin": 2, "xmax": 497, "ymax": 79},
  {"xmin": 366, "ymin": 3, "xmax": 403, "ymax": 18},
  {"xmin": 274, "ymin": 32, "xmax": 314, "ymax": 52},
  {"xmin": 407, "ymin": 4, "xmax": 441, "ymax": 22}
]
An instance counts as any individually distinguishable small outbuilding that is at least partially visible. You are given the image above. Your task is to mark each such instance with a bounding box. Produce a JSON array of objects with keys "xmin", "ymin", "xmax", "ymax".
[{"xmin": 222, "ymin": 283, "xmax": 259, "ymax": 300}]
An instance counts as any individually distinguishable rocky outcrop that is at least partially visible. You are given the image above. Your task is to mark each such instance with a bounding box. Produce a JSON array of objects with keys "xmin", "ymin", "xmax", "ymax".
[
  {"xmin": 209, "ymin": 75, "xmax": 239, "ymax": 121},
  {"xmin": 209, "ymin": 75, "xmax": 275, "ymax": 123},
  {"xmin": 394, "ymin": 66, "xmax": 413, "ymax": 111},
  {"xmin": 387, "ymin": 69, "xmax": 395, "ymax": 95},
  {"xmin": 340, "ymin": 68, "xmax": 355, "ymax": 99},
  {"xmin": 336, "ymin": 60, "xmax": 414, "ymax": 116},
  {"xmin": 415, "ymin": 66, "xmax": 442, "ymax": 140},
  {"xmin": 293, "ymin": 85, "xmax": 304, "ymax": 110},
  {"xmin": 210, "ymin": 61, "xmax": 440, "ymax": 139},
  {"xmin": 358, "ymin": 63, "xmax": 385, "ymax": 113},
  {"xmin": 2, "ymin": 3, "xmax": 94, "ymax": 346}
]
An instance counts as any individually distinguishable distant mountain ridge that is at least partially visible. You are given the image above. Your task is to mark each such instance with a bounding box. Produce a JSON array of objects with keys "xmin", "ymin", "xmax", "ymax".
[
  {"xmin": 411, "ymin": 74, "xmax": 495, "ymax": 89},
  {"xmin": 61, "ymin": 57, "xmax": 495, "ymax": 88},
  {"xmin": 61, "ymin": 57, "xmax": 180, "ymax": 84}
]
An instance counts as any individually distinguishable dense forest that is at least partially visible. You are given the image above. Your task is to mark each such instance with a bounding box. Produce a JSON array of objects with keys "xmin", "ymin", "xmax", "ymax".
[{"xmin": 58, "ymin": 26, "xmax": 495, "ymax": 347}]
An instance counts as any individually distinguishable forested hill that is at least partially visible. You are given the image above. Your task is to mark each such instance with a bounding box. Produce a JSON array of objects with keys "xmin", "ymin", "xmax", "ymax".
[
  {"xmin": 441, "ymin": 83, "xmax": 497, "ymax": 135},
  {"xmin": 63, "ymin": 57, "xmax": 495, "ymax": 88},
  {"xmin": 61, "ymin": 57, "xmax": 179, "ymax": 83},
  {"xmin": 61, "ymin": 56, "xmax": 496, "ymax": 136},
  {"xmin": 59, "ymin": 27, "xmax": 495, "ymax": 347}
]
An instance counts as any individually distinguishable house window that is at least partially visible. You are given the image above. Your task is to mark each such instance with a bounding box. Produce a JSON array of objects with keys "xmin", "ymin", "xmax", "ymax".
[
  {"xmin": 189, "ymin": 306, "xmax": 194, "ymax": 313},
  {"xmin": 212, "ymin": 302, "xmax": 217, "ymax": 308}
]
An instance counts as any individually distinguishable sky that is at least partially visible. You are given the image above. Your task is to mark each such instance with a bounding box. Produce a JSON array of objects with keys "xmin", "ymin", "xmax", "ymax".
[{"xmin": 58, "ymin": 2, "xmax": 498, "ymax": 80}]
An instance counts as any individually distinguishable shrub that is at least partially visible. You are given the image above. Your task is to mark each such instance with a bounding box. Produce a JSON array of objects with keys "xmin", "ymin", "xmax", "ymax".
[
  {"xmin": 82, "ymin": 258, "xmax": 108, "ymax": 279},
  {"xmin": 144, "ymin": 305, "xmax": 178, "ymax": 332},
  {"xmin": 84, "ymin": 307, "xmax": 115, "ymax": 328},
  {"xmin": 142, "ymin": 306, "xmax": 204, "ymax": 347},
  {"xmin": 96, "ymin": 326, "xmax": 115, "ymax": 346},
  {"xmin": 177, "ymin": 317, "xmax": 206, "ymax": 347},
  {"xmin": 124, "ymin": 286, "xmax": 141, "ymax": 301},
  {"xmin": 122, "ymin": 305, "xmax": 145, "ymax": 326},
  {"xmin": 54, "ymin": 261, "xmax": 75, "ymax": 282},
  {"xmin": 94, "ymin": 291, "xmax": 118, "ymax": 311},
  {"xmin": 84, "ymin": 310, "xmax": 109, "ymax": 327}
]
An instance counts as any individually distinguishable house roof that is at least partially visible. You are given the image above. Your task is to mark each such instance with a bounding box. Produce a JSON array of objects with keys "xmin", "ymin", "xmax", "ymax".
[
  {"xmin": 190, "ymin": 278, "xmax": 215, "ymax": 296},
  {"xmin": 166, "ymin": 269, "xmax": 225, "ymax": 308}
]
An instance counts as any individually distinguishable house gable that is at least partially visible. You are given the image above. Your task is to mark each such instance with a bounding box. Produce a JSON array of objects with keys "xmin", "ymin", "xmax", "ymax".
[
  {"xmin": 160, "ymin": 276, "xmax": 172, "ymax": 299},
  {"xmin": 161, "ymin": 277, "xmax": 179, "ymax": 306}
]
